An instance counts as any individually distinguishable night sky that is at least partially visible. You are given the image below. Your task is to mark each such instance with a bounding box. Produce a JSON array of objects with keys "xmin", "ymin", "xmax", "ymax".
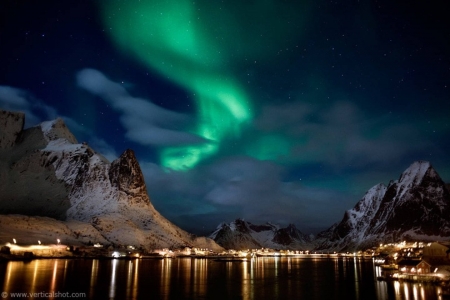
[{"xmin": 1, "ymin": 0, "xmax": 449, "ymax": 235}]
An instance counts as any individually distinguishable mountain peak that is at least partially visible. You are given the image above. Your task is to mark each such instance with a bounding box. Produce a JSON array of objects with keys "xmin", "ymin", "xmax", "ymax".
[
  {"xmin": 398, "ymin": 160, "xmax": 431, "ymax": 186},
  {"xmin": 109, "ymin": 149, "xmax": 148, "ymax": 200},
  {"xmin": 395, "ymin": 161, "xmax": 439, "ymax": 201},
  {"xmin": 40, "ymin": 118, "xmax": 78, "ymax": 144},
  {"xmin": 318, "ymin": 160, "xmax": 450, "ymax": 251}
]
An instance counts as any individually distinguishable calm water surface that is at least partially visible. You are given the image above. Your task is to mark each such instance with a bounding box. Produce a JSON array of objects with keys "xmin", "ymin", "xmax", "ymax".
[{"xmin": 0, "ymin": 257, "xmax": 445, "ymax": 299}]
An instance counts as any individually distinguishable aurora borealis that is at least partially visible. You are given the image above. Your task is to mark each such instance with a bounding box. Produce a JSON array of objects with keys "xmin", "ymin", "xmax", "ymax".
[
  {"xmin": 97, "ymin": 0, "xmax": 310, "ymax": 170},
  {"xmin": 1, "ymin": 0, "xmax": 449, "ymax": 234}
]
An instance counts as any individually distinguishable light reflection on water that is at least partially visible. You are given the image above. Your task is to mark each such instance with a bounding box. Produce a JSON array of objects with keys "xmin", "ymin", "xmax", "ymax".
[
  {"xmin": 89, "ymin": 259, "xmax": 98, "ymax": 298},
  {"xmin": 374, "ymin": 265, "xmax": 444, "ymax": 300},
  {"xmin": 0, "ymin": 258, "xmax": 444, "ymax": 299}
]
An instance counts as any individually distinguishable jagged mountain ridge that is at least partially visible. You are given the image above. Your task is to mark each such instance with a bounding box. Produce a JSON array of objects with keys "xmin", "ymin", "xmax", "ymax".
[
  {"xmin": 211, "ymin": 161, "xmax": 450, "ymax": 251},
  {"xmin": 317, "ymin": 161, "xmax": 450, "ymax": 251},
  {"xmin": 209, "ymin": 218, "xmax": 312, "ymax": 250},
  {"xmin": 0, "ymin": 110, "xmax": 222, "ymax": 251}
]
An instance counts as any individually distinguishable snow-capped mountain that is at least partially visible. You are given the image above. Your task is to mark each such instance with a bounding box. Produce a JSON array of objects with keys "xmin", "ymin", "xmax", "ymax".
[
  {"xmin": 0, "ymin": 110, "xmax": 223, "ymax": 251},
  {"xmin": 317, "ymin": 161, "xmax": 450, "ymax": 251},
  {"xmin": 209, "ymin": 218, "xmax": 312, "ymax": 250}
]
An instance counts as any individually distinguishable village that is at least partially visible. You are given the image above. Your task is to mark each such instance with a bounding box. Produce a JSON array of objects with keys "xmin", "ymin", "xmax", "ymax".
[
  {"xmin": 2, "ymin": 238, "xmax": 450, "ymax": 284},
  {"xmin": 372, "ymin": 241, "xmax": 450, "ymax": 285}
]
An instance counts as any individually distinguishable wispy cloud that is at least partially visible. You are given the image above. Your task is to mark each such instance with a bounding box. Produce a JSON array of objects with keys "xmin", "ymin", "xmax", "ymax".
[
  {"xmin": 140, "ymin": 155, "xmax": 355, "ymax": 234},
  {"xmin": 76, "ymin": 68, "xmax": 207, "ymax": 146},
  {"xmin": 255, "ymin": 100, "xmax": 430, "ymax": 169},
  {"xmin": 0, "ymin": 85, "xmax": 41, "ymax": 127}
]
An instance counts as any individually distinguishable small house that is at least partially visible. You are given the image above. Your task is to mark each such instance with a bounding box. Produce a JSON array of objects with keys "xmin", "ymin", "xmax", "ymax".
[{"xmin": 398, "ymin": 259, "xmax": 431, "ymax": 274}]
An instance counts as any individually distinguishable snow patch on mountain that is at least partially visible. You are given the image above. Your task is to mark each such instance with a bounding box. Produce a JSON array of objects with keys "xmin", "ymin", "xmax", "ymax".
[
  {"xmin": 396, "ymin": 160, "xmax": 431, "ymax": 199},
  {"xmin": 40, "ymin": 118, "xmax": 78, "ymax": 144}
]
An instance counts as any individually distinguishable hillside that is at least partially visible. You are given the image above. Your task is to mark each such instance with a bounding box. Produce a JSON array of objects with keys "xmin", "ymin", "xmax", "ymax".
[{"xmin": 0, "ymin": 110, "xmax": 223, "ymax": 252}]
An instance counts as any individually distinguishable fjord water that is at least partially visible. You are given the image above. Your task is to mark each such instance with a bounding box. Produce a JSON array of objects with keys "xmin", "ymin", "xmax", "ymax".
[{"xmin": 0, "ymin": 257, "xmax": 443, "ymax": 299}]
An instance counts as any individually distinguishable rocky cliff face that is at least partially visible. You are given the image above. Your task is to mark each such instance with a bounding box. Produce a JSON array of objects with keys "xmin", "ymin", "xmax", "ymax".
[
  {"xmin": 317, "ymin": 161, "xmax": 450, "ymax": 251},
  {"xmin": 0, "ymin": 110, "xmax": 223, "ymax": 251},
  {"xmin": 0, "ymin": 110, "xmax": 24, "ymax": 149},
  {"xmin": 209, "ymin": 219, "xmax": 312, "ymax": 250},
  {"xmin": 0, "ymin": 114, "xmax": 72, "ymax": 219}
]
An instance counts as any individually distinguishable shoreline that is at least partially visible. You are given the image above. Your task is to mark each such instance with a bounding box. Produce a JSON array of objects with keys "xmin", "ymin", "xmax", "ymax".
[{"xmin": 0, "ymin": 252, "xmax": 406, "ymax": 262}]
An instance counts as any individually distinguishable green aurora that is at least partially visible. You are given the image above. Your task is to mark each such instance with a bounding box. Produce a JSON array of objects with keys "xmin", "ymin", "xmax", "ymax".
[{"xmin": 98, "ymin": 0, "xmax": 310, "ymax": 170}]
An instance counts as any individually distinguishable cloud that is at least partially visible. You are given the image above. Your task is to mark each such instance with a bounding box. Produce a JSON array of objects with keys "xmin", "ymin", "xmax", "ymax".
[
  {"xmin": 0, "ymin": 85, "xmax": 77, "ymax": 128},
  {"xmin": 0, "ymin": 86, "xmax": 30, "ymax": 107},
  {"xmin": 76, "ymin": 68, "xmax": 207, "ymax": 146},
  {"xmin": 254, "ymin": 100, "xmax": 429, "ymax": 168},
  {"xmin": 255, "ymin": 101, "xmax": 313, "ymax": 132},
  {"xmin": 0, "ymin": 85, "xmax": 40, "ymax": 127},
  {"xmin": 204, "ymin": 156, "xmax": 285, "ymax": 206},
  {"xmin": 201, "ymin": 156, "xmax": 358, "ymax": 231},
  {"xmin": 140, "ymin": 155, "xmax": 353, "ymax": 234}
]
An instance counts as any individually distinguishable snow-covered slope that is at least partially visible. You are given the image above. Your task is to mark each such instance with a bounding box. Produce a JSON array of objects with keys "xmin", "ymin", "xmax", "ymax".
[
  {"xmin": 210, "ymin": 219, "xmax": 312, "ymax": 250},
  {"xmin": 317, "ymin": 161, "xmax": 450, "ymax": 251},
  {"xmin": 0, "ymin": 110, "xmax": 223, "ymax": 251}
]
